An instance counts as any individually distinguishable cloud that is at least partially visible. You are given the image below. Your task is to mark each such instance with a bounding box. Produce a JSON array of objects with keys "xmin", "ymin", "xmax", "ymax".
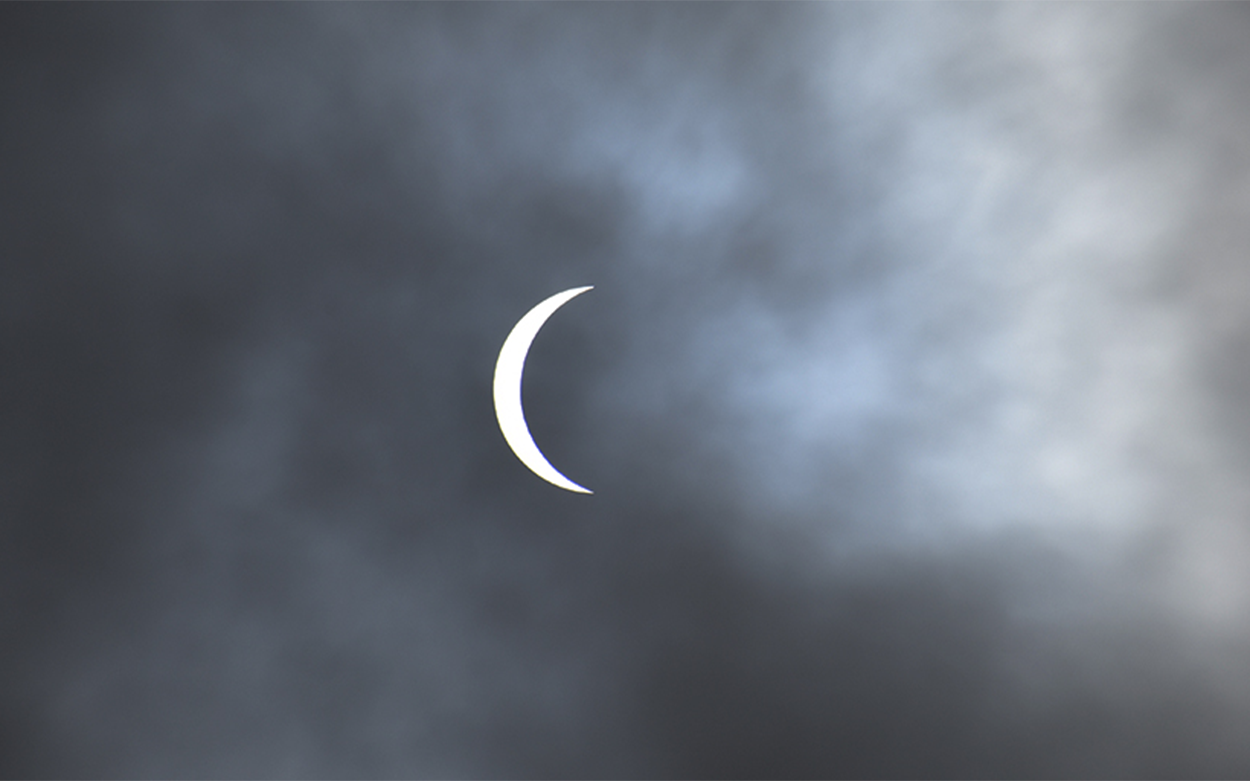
[{"xmin": 4, "ymin": 3, "xmax": 1250, "ymax": 777}]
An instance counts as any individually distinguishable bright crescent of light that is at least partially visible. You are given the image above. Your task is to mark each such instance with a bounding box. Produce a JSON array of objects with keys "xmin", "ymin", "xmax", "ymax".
[{"xmin": 493, "ymin": 286, "xmax": 594, "ymax": 494}]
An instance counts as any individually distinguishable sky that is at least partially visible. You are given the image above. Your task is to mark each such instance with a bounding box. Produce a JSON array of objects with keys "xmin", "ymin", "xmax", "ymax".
[{"xmin": 4, "ymin": 2, "xmax": 1250, "ymax": 777}]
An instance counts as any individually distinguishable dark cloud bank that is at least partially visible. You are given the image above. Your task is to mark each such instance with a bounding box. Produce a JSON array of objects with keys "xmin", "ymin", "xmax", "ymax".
[{"xmin": 4, "ymin": 3, "xmax": 1250, "ymax": 777}]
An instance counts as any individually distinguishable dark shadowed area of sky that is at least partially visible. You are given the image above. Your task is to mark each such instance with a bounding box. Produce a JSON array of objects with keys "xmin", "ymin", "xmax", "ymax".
[{"xmin": 4, "ymin": 3, "xmax": 1250, "ymax": 777}]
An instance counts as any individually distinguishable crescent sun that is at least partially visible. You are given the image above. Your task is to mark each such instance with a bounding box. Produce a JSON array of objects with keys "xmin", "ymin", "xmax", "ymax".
[{"xmin": 492, "ymin": 286, "xmax": 594, "ymax": 494}]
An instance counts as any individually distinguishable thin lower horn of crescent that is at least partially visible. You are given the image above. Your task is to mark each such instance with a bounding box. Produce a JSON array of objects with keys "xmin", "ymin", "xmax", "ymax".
[{"xmin": 492, "ymin": 286, "xmax": 593, "ymax": 494}]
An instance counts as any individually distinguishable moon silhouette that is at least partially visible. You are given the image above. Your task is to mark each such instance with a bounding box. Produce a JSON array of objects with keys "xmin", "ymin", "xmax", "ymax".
[{"xmin": 493, "ymin": 286, "xmax": 594, "ymax": 494}]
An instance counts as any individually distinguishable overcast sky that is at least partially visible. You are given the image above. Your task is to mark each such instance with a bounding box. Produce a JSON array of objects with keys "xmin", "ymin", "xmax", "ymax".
[{"xmin": 4, "ymin": 3, "xmax": 1250, "ymax": 777}]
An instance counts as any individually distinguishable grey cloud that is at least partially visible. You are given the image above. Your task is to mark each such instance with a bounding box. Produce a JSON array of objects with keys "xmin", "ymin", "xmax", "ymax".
[{"xmin": 4, "ymin": 3, "xmax": 1250, "ymax": 777}]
